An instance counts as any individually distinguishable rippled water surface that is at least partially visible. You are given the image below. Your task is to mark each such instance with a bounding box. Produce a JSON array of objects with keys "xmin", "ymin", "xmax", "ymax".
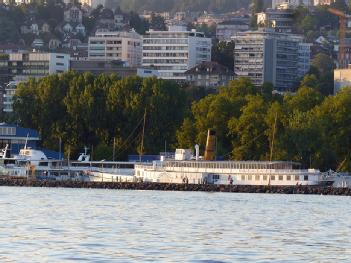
[{"xmin": 0, "ymin": 187, "xmax": 350, "ymax": 262}]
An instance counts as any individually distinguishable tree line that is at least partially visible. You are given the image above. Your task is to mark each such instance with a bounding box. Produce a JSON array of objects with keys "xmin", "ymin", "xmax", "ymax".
[
  {"xmin": 12, "ymin": 71, "xmax": 351, "ymax": 171},
  {"xmin": 113, "ymin": 0, "xmax": 248, "ymax": 13},
  {"xmin": 13, "ymin": 72, "xmax": 187, "ymax": 160}
]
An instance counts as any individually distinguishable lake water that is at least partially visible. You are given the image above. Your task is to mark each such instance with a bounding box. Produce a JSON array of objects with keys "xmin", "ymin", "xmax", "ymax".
[{"xmin": 0, "ymin": 187, "xmax": 350, "ymax": 262}]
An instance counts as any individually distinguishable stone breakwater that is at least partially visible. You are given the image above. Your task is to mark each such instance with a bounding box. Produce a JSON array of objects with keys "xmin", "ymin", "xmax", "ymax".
[{"xmin": 0, "ymin": 177, "xmax": 351, "ymax": 195}]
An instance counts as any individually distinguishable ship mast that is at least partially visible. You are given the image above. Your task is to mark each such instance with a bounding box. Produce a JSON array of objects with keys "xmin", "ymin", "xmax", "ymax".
[
  {"xmin": 139, "ymin": 108, "xmax": 147, "ymax": 162},
  {"xmin": 270, "ymin": 112, "xmax": 278, "ymax": 162}
]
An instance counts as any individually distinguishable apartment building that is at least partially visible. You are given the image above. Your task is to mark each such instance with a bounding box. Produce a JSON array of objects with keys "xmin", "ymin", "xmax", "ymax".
[
  {"xmin": 1, "ymin": 52, "xmax": 70, "ymax": 112},
  {"xmin": 88, "ymin": 31, "xmax": 142, "ymax": 67},
  {"xmin": 185, "ymin": 61, "xmax": 234, "ymax": 89},
  {"xmin": 142, "ymin": 26, "xmax": 212, "ymax": 80},
  {"xmin": 272, "ymin": 0, "xmax": 312, "ymax": 8},
  {"xmin": 257, "ymin": 8, "xmax": 294, "ymax": 33},
  {"xmin": 232, "ymin": 30, "xmax": 310, "ymax": 91},
  {"xmin": 216, "ymin": 19, "xmax": 250, "ymax": 41}
]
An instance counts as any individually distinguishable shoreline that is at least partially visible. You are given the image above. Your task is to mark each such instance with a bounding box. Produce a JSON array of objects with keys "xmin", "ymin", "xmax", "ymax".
[{"xmin": 0, "ymin": 177, "xmax": 351, "ymax": 196}]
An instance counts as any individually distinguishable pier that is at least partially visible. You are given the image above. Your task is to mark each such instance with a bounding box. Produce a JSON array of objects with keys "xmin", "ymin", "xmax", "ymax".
[{"xmin": 0, "ymin": 177, "xmax": 351, "ymax": 196}]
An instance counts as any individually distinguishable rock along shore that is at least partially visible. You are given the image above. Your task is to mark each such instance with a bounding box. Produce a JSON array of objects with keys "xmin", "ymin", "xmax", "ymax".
[{"xmin": 0, "ymin": 177, "xmax": 351, "ymax": 196}]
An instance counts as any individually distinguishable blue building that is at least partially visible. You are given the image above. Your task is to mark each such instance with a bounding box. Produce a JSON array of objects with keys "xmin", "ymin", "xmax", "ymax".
[
  {"xmin": 0, "ymin": 123, "xmax": 61, "ymax": 159},
  {"xmin": 0, "ymin": 123, "xmax": 39, "ymax": 156}
]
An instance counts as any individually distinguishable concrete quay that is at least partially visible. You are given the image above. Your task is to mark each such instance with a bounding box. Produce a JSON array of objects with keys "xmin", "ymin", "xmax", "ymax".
[{"xmin": 0, "ymin": 177, "xmax": 351, "ymax": 196}]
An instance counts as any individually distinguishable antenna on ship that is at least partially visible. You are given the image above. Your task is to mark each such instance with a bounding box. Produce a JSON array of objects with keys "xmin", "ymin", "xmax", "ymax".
[{"xmin": 24, "ymin": 133, "xmax": 29, "ymax": 150}]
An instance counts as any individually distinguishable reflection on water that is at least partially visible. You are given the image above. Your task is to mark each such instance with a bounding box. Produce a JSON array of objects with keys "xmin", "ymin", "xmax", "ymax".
[{"xmin": 0, "ymin": 187, "xmax": 350, "ymax": 262}]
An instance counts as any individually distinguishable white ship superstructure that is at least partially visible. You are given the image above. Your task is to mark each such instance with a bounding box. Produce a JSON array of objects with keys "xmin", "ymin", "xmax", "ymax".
[
  {"xmin": 135, "ymin": 130, "xmax": 332, "ymax": 186},
  {"xmin": 135, "ymin": 159, "xmax": 323, "ymax": 185}
]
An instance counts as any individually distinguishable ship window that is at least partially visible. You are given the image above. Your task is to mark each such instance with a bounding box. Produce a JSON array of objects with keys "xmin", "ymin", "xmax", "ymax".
[
  {"xmin": 255, "ymin": 175, "xmax": 260, "ymax": 181},
  {"xmin": 248, "ymin": 175, "xmax": 252, "ymax": 180},
  {"xmin": 279, "ymin": 175, "xmax": 283, "ymax": 181},
  {"xmin": 263, "ymin": 175, "xmax": 267, "ymax": 181},
  {"xmin": 287, "ymin": 175, "xmax": 291, "ymax": 181},
  {"xmin": 271, "ymin": 175, "xmax": 275, "ymax": 180},
  {"xmin": 304, "ymin": 175, "xmax": 308, "ymax": 181},
  {"xmin": 241, "ymin": 175, "xmax": 245, "ymax": 181},
  {"xmin": 295, "ymin": 175, "xmax": 300, "ymax": 181}
]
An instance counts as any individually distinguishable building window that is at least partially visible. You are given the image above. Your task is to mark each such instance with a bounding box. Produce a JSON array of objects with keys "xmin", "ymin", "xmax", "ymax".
[
  {"xmin": 304, "ymin": 175, "xmax": 308, "ymax": 181},
  {"xmin": 0, "ymin": 127, "xmax": 16, "ymax": 136},
  {"xmin": 295, "ymin": 175, "xmax": 300, "ymax": 181},
  {"xmin": 287, "ymin": 175, "xmax": 291, "ymax": 181},
  {"xmin": 279, "ymin": 175, "xmax": 283, "ymax": 181},
  {"xmin": 241, "ymin": 175, "xmax": 245, "ymax": 181},
  {"xmin": 271, "ymin": 175, "xmax": 275, "ymax": 181}
]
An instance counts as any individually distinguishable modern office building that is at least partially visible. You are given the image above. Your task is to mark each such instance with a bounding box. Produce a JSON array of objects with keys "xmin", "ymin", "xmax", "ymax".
[
  {"xmin": 142, "ymin": 25, "xmax": 212, "ymax": 80},
  {"xmin": 1, "ymin": 52, "xmax": 70, "ymax": 112},
  {"xmin": 88, "ymin": 31, "xmax": 142, "ymax": 67},
  {"xmin": 8, "ymin": 52, "xmax": 70, "ymax": 82},
  {"xmin": 232, "ymin": 29, "xmax": 311, "ymax": 91},
  {"xmin": 70, "ymin": 59, "xmax": 137, "ymax": 77}
]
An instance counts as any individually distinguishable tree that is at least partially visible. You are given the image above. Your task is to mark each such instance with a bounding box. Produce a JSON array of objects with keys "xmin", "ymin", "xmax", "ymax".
[
  {"xmin": 228, "ymin": 95, "xmax": 268, "ymax": 160},
  {"xmin": 311, "ymin": 53, "xmax": 335, "ymax": 76},
  {"xmin": 150, "ymin": 14, "xmax": 166, "ymax": 31},
  {"xmin": 128, "ymin": 11, "xmax": 149, "ymax": 34},
  {"xmin": 211, "ymin": 40, "xmax": 235, "ymax": 69}
]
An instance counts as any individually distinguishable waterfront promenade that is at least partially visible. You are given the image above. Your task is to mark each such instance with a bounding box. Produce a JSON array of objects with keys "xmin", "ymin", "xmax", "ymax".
[{"xmin": 0, "ymin": 177, "xmax": 351, "ymax": 196}]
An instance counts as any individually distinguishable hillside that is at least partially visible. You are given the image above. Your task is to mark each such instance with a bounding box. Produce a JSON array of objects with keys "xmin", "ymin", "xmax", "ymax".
[{"xmin": 107, "ymin": 0, "xmax": 250, "ymax": 13}]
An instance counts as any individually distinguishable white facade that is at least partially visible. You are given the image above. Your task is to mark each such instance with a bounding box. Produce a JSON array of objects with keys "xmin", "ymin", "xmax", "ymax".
[
  {"xmin": 233, "ymin": 30, "xmax": 311, "ymax": 91},
  {"xmin": 272, "ymin": 0, "xmax": 312, "ymax": 8},
  {"xmin": 4, "ymin": 53, "xmax": 70, "ymax": 112},
  {"xmin": 142, "ymin": 26, "xmax": 212, "ymax": 80},
  {"xmin": 314, "ymin": 0, "xmax": 334, "ymax": 5},
  {"xmin": 88, "ymin": 31, "xmax": 142, "ymax": 67},
  {"xmin": 216, "ymin": 21, "xmax": 249, "ymax": 41}
]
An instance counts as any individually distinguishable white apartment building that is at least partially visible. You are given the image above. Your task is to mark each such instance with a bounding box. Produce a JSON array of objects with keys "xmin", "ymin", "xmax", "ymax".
[
  {"xmin": 314, "ymin": 0, "xmax": 335, "ymax": 5},
  {"xmin": 142, "ymin": 26, "xmax": 212, "ymax": 80},
  {"xmin": 233, "ymin": 30, "xmax": 311, "ymax": 91},
  {"xmin": 3, "ymin": 52, "xmax": 70, "ymax": 112},
  {"xmin": 216, "ymin": 20, "xmax": 250, "ymax": 41},
  {"xmin": 272, "ymin": 0, "xmax": 312, "ymax": 8},
  {"xmin": 88, "ymin": 31, "xmax": 142, "ymax": 67}
]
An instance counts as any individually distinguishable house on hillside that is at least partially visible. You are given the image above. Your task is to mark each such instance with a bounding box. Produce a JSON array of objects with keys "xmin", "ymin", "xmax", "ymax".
[{"xmin": 185, "ymin": 61, "xmax": 234, "ymax": 88}]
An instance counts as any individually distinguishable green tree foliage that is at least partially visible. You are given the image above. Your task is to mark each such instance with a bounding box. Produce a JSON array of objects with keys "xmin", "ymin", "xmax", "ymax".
[
  {"xmin": 13, "ymin": 72, "xmax": 186, "ymax": 160},
  {"xmin": 304, "ymin": 53, "xmax": 335, "ymax": 95},
  {"xmin": 176, "ymin": 77, "xmax": 351, "ymax": 171},
  {"xmin": 149, "ymin": 14, "xmax": 166, "ymax": 31},
  {"xmin": 128, "ymin": 11, "xmax": 149, "ymax": 34},
  {"xmin": 116, "ymin": 0, "xmax": 249, "ymax": 13},
  {"xmin": 211, "ymin": 40, "xmax": 235, "ymax": 69},
  {"xmin": 0, "ymin": 5, "xmax": 24, "ymax": 43}
]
